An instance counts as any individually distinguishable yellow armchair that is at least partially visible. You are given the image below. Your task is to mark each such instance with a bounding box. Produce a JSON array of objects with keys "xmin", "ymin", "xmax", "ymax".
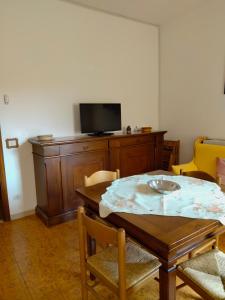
[
  {"xmin": 172, "ymin": 160, "xmax": 198, "ymax": 175},
  {"xmin": 172, "ymin": 136, "xmax": 225, "ymax": 179}
]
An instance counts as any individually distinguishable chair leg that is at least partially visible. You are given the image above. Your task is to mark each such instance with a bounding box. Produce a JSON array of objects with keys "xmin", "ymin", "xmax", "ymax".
[
  {"xmin": 80, "ymin": 276, "xmax": 88, "ymax": 300},
  {"xmin": 213, "ymin": 236, "xmax": 219, "ymax": 249},
  {"xmin": 119, "ymin": 290, "xmax": 126, "ymax": 300},
  {"xmin": 176, "ymin": 282, "xmax": 186, "ymax": 290}
]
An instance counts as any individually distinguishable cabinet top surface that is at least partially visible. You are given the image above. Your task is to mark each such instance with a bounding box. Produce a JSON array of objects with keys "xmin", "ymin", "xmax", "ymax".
[{"xmin": 29, "ymin": 131, "xmax": 167, "ymax": 146}]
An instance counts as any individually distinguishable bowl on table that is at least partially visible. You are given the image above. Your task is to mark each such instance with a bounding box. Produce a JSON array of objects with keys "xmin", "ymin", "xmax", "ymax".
[{"xmin": 148, "ymin": 179, "xmax": 181, "ymax": 194}]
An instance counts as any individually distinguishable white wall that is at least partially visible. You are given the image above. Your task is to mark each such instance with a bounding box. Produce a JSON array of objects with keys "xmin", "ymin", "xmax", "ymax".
[
  {"xmin": 0, "ymin": 0, "xmax": 159, "ymax": 216},
  {"xmin": 160, "ymin": 0, "xmax": 225, "ymax": 162}
]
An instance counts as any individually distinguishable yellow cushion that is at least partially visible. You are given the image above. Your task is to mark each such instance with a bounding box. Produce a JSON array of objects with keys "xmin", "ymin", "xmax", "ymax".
[
  {"xmin": 172, "ymin": 161, "xmax": 198, "ymax": 175},
  {"xmin": 194, "ymin": 143, "xmax": 225, "ymax": 177}
]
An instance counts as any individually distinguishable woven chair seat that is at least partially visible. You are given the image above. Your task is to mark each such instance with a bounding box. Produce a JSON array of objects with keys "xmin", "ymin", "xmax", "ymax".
[
  {"xmin": 87, "ymin": 241, "xmax": 161, "ymax": 290},
  {"xmin": 178, "ymin": 249, "xmax": 225, "ymax": 300}
]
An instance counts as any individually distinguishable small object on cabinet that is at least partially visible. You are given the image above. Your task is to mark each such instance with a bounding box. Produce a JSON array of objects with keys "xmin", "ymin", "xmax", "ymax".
[
  {"xmin": 141, "ymin": 127, "xmax": 152, "ymax": 133},
  {"xmin": 126, "ymin": 126, "xmax": 131, "ymax": 134},
  {"xmin": 37, "ymin": 134, "xmax": 53, "ymax": 141}
]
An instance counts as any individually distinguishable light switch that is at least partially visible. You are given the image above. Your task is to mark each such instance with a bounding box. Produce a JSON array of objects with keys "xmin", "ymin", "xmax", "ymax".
[{"xmin": 6, "ymin": 138, "xmax": 19, "ymax": 149}]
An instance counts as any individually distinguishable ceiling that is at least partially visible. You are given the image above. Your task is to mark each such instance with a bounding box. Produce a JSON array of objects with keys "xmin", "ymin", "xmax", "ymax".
[{"xmin": 62, "ymin": 0, "xmax": 207, "ymax": 25}]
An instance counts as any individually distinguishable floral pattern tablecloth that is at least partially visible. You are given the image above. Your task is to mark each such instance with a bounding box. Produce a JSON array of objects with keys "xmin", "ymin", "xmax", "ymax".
[{"xmin": 99, "ymin": 174, "xmax": 225, "ymax": 225}]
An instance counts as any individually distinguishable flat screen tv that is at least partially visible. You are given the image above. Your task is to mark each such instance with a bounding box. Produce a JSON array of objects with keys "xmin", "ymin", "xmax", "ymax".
[{"xmin": 79, "ymin": 103, "xmax": 121, "ymax": 136}]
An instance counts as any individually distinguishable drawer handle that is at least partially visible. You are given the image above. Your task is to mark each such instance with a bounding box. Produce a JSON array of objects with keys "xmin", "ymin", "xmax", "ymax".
[{"xmin": 83, "ymin": 145, "xmax": 89, "ymax": 150}]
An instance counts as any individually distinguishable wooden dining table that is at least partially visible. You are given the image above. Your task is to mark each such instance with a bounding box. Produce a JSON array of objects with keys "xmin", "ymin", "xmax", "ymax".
[{"xmin": 76, "ymin": 171, "xmax": 225, "ymax": 300}]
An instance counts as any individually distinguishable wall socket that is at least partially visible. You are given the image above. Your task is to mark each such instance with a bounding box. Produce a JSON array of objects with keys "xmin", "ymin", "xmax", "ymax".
[
  {"xmin": 3, "ymin": 94, "xmax": 9, "ymax": 105},
  {"xmin": 1, "ymin": 94, "xmax": 9, "ymax": 105}
]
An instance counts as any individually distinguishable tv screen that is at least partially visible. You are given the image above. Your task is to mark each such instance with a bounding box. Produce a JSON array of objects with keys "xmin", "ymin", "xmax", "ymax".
[{"xmin": 79, "ymin": 103, "xmax": 121, "ymax": 136}]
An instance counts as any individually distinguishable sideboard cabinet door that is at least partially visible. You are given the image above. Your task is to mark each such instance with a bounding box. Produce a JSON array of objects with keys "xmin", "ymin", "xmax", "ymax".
[
  {"xmin": 61, "ymin": 150, "xmax": 108, "ymax": 211},
  {"xmin": 33, "ymin": 155, "xmax": 63, "ymax": 220},
  {"xmin": 120, "ymin": 143, "xmax": 155, "ymax": 177},
  {"xmin": 109, "ymin": 135, "xmax": 157, "ymax": 177}
]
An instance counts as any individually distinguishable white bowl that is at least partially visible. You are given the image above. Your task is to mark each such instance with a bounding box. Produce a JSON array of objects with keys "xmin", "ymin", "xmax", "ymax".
[
  {"xmin": 148, "ymin": 179, "xmax": 181, "ymax": 194},
  {"xmin": 37, "ymin": 134, "xmax": 53, "ymax": 141}
]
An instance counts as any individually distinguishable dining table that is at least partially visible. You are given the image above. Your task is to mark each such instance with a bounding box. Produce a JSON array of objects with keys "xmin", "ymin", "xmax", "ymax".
[{"xmin": 76, "ymin": 170, "xmax": 225, "ymax": 300}]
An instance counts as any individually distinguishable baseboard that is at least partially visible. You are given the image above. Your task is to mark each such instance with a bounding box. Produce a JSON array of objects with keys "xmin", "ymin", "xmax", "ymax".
[
  {"xmin": 35, "ymin": 206, "xmax": 77, "ymax": 226},
  {"xmin": 11, "ymin": 209, "xmax": 35, "ymax": 220}
]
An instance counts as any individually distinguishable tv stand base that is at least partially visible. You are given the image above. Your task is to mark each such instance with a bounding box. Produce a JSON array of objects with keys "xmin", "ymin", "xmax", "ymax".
[{"xmin": 87, "ymin": 132, "xmax": 114, "ymax": 137}]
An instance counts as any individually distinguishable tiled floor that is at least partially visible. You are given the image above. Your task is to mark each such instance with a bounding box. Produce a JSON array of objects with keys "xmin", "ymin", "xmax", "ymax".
[{"xmin": 0, "ymin": 215, "xmax": 224, "ymax": 300}]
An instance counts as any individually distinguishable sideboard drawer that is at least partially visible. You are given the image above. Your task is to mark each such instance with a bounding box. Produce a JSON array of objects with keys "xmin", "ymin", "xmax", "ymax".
[
  {"xmin": 60, "ymin": 140, "xmax": 108, "ymax": 155},
  {"xmin": 32, "ymin": 144, "xmax": 60, "ymax": 156},
  {"xmin": 110, "ymin": 135, "xmax": 153, "ymax": 148}
]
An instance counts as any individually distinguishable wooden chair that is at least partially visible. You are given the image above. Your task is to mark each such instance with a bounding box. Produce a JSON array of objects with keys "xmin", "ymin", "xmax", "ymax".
[
  {"xmin": 84, "ymin": 169, "xmax": 120, "ymax": 187},
  {"xmin": 162, "ymin": 140, "xmax": 180, "ymax": 171},
  {"xmin": 84, "ymin": 169, "xmax": 120, "ymax": 228},
  {"xmin": 180, "ymin": 170, "xmax": 218, "ymax": 258},
  {"xmin": 177, "ymin": 249, "xmax": 225, "ymax": 300},
  {"xmin": 181, "ymin": 170, "xmax": 217, "ymax": 183},
  {"xmin": 78, "ymin": 206, "xmax": 161, "ymax": 300}
]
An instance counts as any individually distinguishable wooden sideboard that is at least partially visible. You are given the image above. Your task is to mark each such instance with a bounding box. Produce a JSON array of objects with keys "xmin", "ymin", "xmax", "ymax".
[{"xmin": 29, "ymin": 131, "xmax": 166, "ymax": 226}]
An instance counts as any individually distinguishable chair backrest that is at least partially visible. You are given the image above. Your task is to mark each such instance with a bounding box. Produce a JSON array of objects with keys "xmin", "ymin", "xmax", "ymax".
[
  {"xmin": 84, "ymin": 169, "xmax": 120, "ymax": 187},
  {"xmin": 181, "ymin": 170, "xmax": 217, "ymax": 183},
  {"xmin": 77, "ymin": 206, "xmax": 126, "ymax": 293},
  {"xmin": 162, "ymin": 140, "xmax": 180, "ymax": 171}
]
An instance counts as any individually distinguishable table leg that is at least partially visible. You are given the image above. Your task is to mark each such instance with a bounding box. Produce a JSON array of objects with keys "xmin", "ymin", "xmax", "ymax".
[{"xmin": 159, "ymin": 263, "xmax": 176, "ymax": 300}]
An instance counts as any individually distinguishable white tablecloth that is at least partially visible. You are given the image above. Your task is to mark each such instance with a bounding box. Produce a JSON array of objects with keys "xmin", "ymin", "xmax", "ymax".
[{"xmin": 99, "ymin": 174, "xmax": 225, "ymax": 225}]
